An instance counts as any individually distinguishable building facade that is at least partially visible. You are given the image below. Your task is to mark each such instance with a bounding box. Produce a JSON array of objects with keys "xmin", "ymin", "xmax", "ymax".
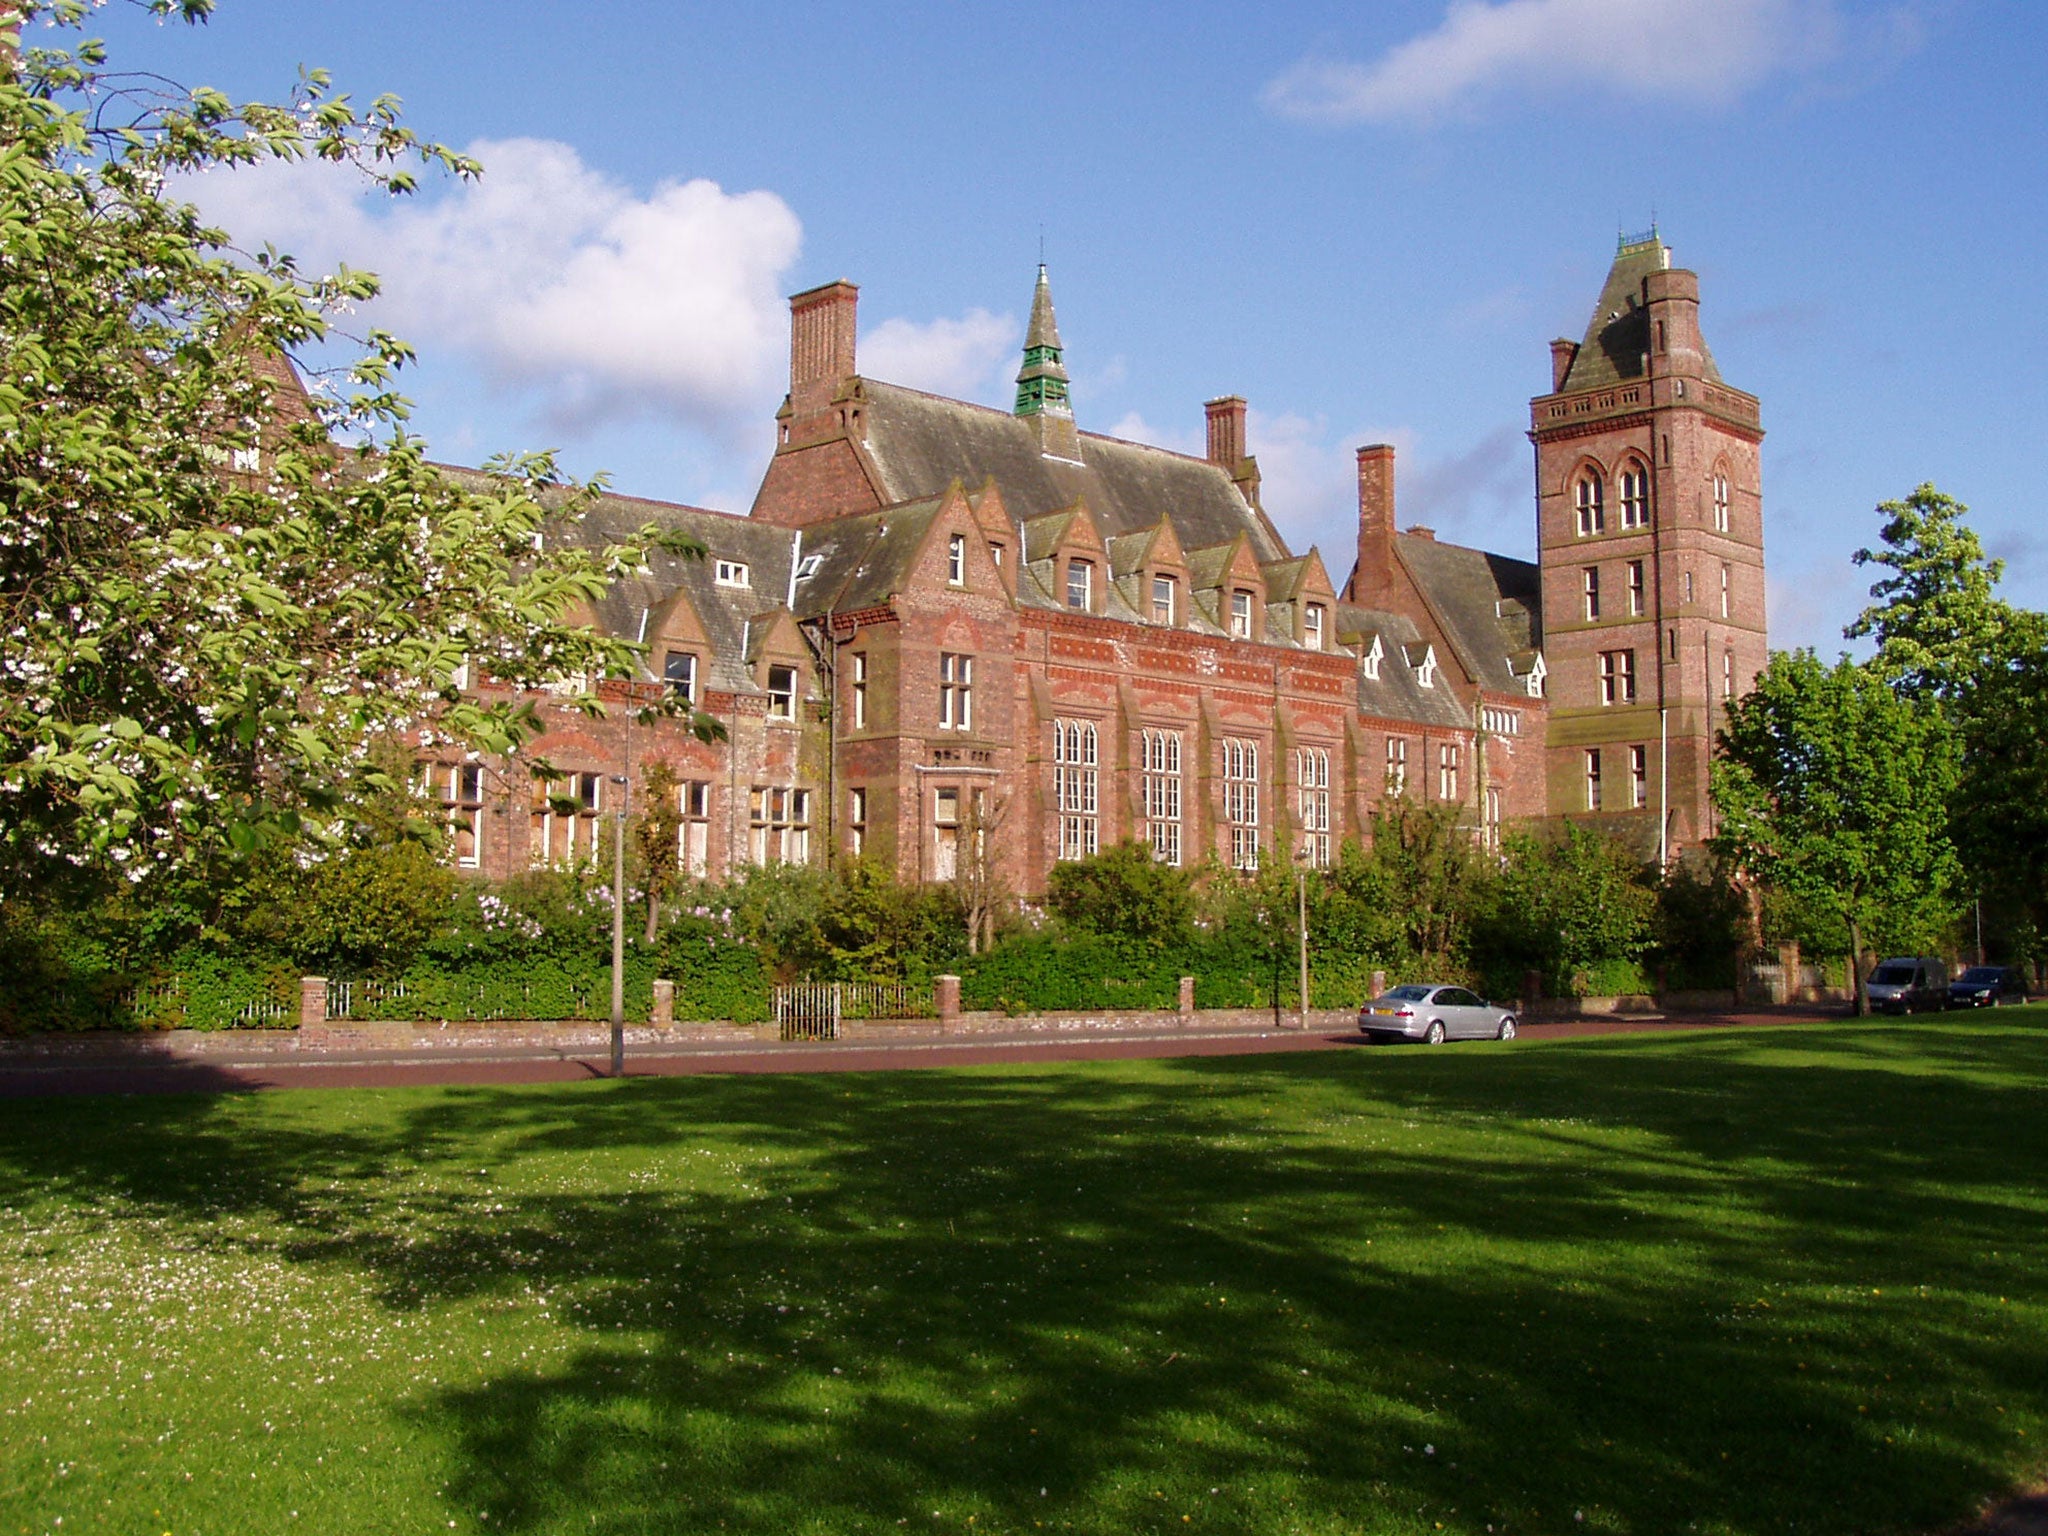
[{"xmin": 422, "ymin": 233, "xmax": 1762, "ymax": 891}]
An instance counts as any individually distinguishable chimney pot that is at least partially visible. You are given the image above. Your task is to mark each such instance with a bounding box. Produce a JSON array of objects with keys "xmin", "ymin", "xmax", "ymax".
[
  {"xmin": 1549, "ymin": 337, "xmax": 1579, "ymax": 392},
  {"xmin": 1205, "ymin": 395, "xmax": 1248, "ymax": 468},
  {"xmin": 788, "ymin": 279, "xmax": 859, "ymax": 418}
]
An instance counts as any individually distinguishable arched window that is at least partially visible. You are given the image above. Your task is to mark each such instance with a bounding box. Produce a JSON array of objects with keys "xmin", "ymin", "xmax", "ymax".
[
  {"xmin": 1711, "ymin": 469, "xmax": 1732, "ymax": 532},
  {"xmin": 1618, "ymin": 463, "xmax": 1650, "ymax": 529},
  {"xmin": 1574, "ymin": 471, "xmax": 1605, "ymax": 536}
]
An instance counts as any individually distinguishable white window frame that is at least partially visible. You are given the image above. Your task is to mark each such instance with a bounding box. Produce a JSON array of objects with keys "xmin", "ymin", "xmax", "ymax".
[
  {"xmin": 1585, "ymin": 749, "xmax": 1603, "ymax": 811},
  {"xmin": 664, "ymin": 649, "xmax": 697, "ymax": 704},
  {"xmin": 1303, "ymin": 603, "xmax": 1325, "ymax": 651},
  {"xmin": 680, "ymin": 779, "xmax": 711, "ymax": 877},
  {"xmin": 434, "ymin": 763, "xmax": 485, "ymax": 870},
  {"xmin": 531, "ymin": 771, "xmax": 602, "ymax": 868},
  {"xmin": 1229, "ymin": 589, "xmax": 1254, "ymax": 639},
  {"xmin": 749, "ymin": 785, "xmax": 811, "ymax": 866},
  {"xmin": 1438, "ymin": 742, "xmax": 1460, "ymax": 803},
  {"xmin": 1721, "ymin": 563, "xmax": 1731, "ymax": 619},
  {"xmin": 947, "ymin": 533, "xmax": 966, "ymax": 585},
  {"xmin": 1296, "ymin": 747, "xmax": 1331, "ymax": 868},
  {"xmin": 1713, "ymin": 473, "xmax": 1732, "ymax": 533},
  {"xmin": 1066, "ymin": 559, "xmax": 1093, "ymax": 612},
  {"xmin": 766, "ymin": 664, "xmax": 798, "ymax": 721},
  {"xmin": 1143, "ymin": 728, "xmax": 1183, "ymax": 867},
  {"xmin": 1152, "ymin": 575, "xmax": 1176, "ymax": 626},
  {"xmin": 1627, "ymin": 559, "xmax": 1645, "ymax": 617},
  {"xmin": 939, "ymin": 652, "xmax": 973, "ymax": 731},
  {"xmin": 1600, "ymin": 649, "xmax": 1637, "ymax": 705},
  {"xmin": 1362, "ymin": 634, "xmax": 1384, "ymax": 681},
  {"xmin": 1583, "ymin": 566, "xmax": 1600, "ymax": 621},
  {"xmin": 1054, "ymin": 719, "xmax": 1099, "ymax": 861},
  {"xmin": 847, "ymin": 786, "xmax": 868, "ymax": 860},
  {"xmin": 1575, "ymin": 472, "xmax": 1605, "ymax": 536},
  {"xmin": 933, "ymin": 787, "xmax": 961, "ymax": 881},
  {"xmin": 1618, "ymin": 464, "xmax": 1650, "ymax": 529},
  {"xmin": 715, "ymin": 559, "xmax": 751, "ymax": 589},
  {"xmin": 1223, "ymin": 737, "xmax": 1260, "ymax": 871},
  {"xmin": 1386, "ymin": 737, "xmax": 1407, "ymax": 796},
  {"xmin": 1630, "ymin": 744, "xmax": 1649, "ymax": 809},
  {"xmin": 850, "ymin": 651, "xmax": 868, "ymax": 730}
]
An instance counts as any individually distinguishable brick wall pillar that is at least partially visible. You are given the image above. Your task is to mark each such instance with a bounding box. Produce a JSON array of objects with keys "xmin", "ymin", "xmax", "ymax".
[
  {"xmin": 651, "ymin": 979, "xmax": 675, "ymax": 1027},
  {"xmin": 299, "ymin": 976, "xmax": 327, "ymax": 1031},
  {"xmin": 935, "ymin": 975, "xmax": 960, "ymax": 1030},
  {"xmin": 1178, "ymin": 976, "xmax": 1194, "ymax": 1020},
  {"xmin": 1370, "ymin": 968, "xmax": 1386, "ymax": 1000}
]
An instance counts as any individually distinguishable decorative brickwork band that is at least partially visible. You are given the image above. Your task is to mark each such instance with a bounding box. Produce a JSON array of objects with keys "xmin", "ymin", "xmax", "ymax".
[
  {"xmin": 934, "ymin": 974, "xmax": 960, "ymax": 1029},
  {"xmin": 299, "ymin": 976, "xmax": 328, "ymax": 1031},
  {"xmin": 651, "ymin": 979, "xmax": 675, "ymax": 1027}
]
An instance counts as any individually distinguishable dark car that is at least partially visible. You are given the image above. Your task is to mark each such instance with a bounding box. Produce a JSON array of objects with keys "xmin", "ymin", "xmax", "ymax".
[
  {"xmin": 1359, "ymin": 984, "xmax": 1517, "ymax": 1045},
  {"xmin": 1948, "ymin": 965, "xmax": 2030, "ymax": 1008}
]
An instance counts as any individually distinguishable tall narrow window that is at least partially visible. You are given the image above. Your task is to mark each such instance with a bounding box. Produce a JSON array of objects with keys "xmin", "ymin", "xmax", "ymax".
[
  {"xmin": 990, "ymin": 542, "xmax": 1006, "ymax": 570},
  {"xmin": 531, "ymin": 772, "xmax": 602, "ymax": 867},
  {"xmin": 436, "ymin": 764, "xmax": 484, "ymax": 870},
  {"xmin": 1583, "ymin": 566, "xmax": 1601, "ymax": 621},
  {"xmin": 1054, "ymin": 719, "xmax": 1099, "ymax": 861},
  {"xmin": 1630, "ymin": 744, "xmax": 1649, "ymax": 809},
  {"xmin": 1723, "ymin": 649, "xmax": 1735, "ymax": 698},
  {"xmin": 933, "ymin": 788, "xmax": 960, "ymax": 881},
  {"xmin": 1386, "ymin": 737, "xmax": 1408, "ymax": 796},
  {"xmin": 1222, "ymin": 738, "xmax": 1260, "ymax": 871},
  {"xmin": 939, "ymin": 653, "xmax": 973, "ymax": 731},
  {"xmin": 681, "ymin": 780, "xmax": 711, "ymax": 877},
  {"xmin": 1619, "ymin": 464, "xmax": 1649, "ymax": 528},
  {"xmin": 1713, "ymin": 473, "xmax": 1731, "ymax": 532},
  {"xmin": 1600, "ymin": 649, "xmax": 1637, "ymax": 705},
  {"xmin": 749, "ymin": 786, "xmax": 810, "ymax": 865},
  {"xmin": 1152, "ymin": 575, "xmax": 1176, "ymax": 626},
  {"xmin": 1575, "ymin": 472, "xmax": 1605, "ymax": 536},
  {"xmin": 1230, "ymin": 589, "xmax": 1254, "ymax": 639},
  {"xmin": 847, "ymin": 786, "xmax": 868, "ymax": 860},
  {"xmin": 1627, "ymin": 560, "xmax": 1645, "ymax": 617},
  {"xmin": 1585, "ymin": 749, "xmax": 1603, "ymax": 812},
  {"xmin": 1683, "ymin": 570, "xmax": 1695, "ymax": 605},
  {"xmin": 1438, "ymin": 743, "xmax": 1460, "ymax": 802},
  {"xmin": 947, "ymin": 533, "xmax": 966, "ymax": 585},
  {"xmin": 664, "ymin": 650, "xmax": 697, "ymax": 703},
  {"xmin": 1303, "ymin": 603, "xmax": 1325, "ymax": 651},
  {"xmin": 851, "ymin": 651, "xmax": 868, "ymax": 729},
  {"xmin": 1066, "ymin": 559, "xmax": 1093, "ymax": 611},
  {"xmin": 1720, "ymin": 563, "xmax": 1731, "ymax": 619},
  {"xmin": 1143, "ymin": 729, "xmax": 1183, "ymax": 867},
  {"xmin": 1296, "ymin": 747, "xmax": 1331, "ymax": 867},
  {"xmin": 767, "ymin": 665, "xmax": 797, "ymax": 721},
  {"xmin": 1484, "ymin": 785, "xmax": 1503, "ymax": 850}
]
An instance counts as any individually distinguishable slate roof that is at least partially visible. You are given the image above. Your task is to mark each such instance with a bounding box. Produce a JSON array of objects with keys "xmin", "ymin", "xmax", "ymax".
[
  {"xmin": 1394, "ymin": 533, "xmax": 1544, "ymax": 696},
  {"xmin": 1332, "ymin": 605, "xmax": 1472, "ymax": 730},
  {"xmin": 1560, "ymin": 235, "xmax": 1723, "ymax": 393},
  {"xmin": 785, "ymin": 497, "xmax": 946, "ymax": 618},
  {"xmin": 853, "ymin": 380, "xmax": 1290, "ymax": 563}
]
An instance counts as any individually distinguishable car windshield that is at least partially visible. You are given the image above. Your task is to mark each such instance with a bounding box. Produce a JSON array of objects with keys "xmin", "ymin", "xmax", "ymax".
[
  {"xmin": 1957, "ymin": 967, "xmax": 2004, "ymax": 984},
  {"xmin": 1869, "ymin": 965, "xmax": 1914, "ymax": 985},
  {"xmin": 1383, "ymin": 986, "xmax": 1435, "ymax": 1002}
]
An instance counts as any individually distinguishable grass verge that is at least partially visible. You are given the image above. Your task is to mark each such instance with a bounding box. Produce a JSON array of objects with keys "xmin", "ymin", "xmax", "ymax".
[{"xmin": 3, "ymin": 1018, "xmax": 2046, "ymax": 1535}]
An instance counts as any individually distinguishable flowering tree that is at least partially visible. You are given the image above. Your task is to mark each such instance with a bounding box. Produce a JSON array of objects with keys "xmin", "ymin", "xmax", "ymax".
[{"xmin": 0, "ymin": 1, "xmax": 702, "ymax": 896}]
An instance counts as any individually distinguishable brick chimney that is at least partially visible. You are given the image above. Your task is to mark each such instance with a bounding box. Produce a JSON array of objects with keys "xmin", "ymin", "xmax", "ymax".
[
  {"xmin": 788, "ymin": 280, "xmax": 858, "ymax": 419},
  {"xmin": 1347, "ymin": 444, "xmax": 1396, "ymax": 606},
  {"xmin": 1549, "ymin": 337, "xmax": 1579, "ymax": 392},
  {"xmin": 1205, "ymin": 396, "xmax": 1247, "ymax": 468}
]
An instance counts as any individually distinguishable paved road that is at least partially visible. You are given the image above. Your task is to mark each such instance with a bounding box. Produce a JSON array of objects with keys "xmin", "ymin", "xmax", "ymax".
[{"xmin": 0, "ymin": 1010, "xmax": 1847, "ymax": 1098}]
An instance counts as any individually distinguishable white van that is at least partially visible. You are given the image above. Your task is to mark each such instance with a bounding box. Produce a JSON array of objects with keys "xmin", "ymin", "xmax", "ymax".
[{"xmin": 1863, "ymin": 956, "xmax": 1949, "ymax": 1015}]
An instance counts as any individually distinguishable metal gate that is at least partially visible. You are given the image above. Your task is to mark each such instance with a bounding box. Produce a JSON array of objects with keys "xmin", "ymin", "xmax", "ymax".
[{"xmin": 772, "ymin": 981, "xmax": 936, "ymax": 1042}]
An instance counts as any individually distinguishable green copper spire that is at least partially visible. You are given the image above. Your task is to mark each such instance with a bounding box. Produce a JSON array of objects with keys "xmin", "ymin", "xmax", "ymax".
[{"xmin": 1014, "ymin": 264, "xmax": 1072, "ymax": 419}]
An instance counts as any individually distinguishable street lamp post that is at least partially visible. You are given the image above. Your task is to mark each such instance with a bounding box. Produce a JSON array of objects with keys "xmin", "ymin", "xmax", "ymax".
[
  {"xmin": 609, "ymin": 695, "xmax": 634, "ymax": 1079},
  {"xmin": 1296, "ymin": 849, "xmax": 1311, "ymax": 1031}
]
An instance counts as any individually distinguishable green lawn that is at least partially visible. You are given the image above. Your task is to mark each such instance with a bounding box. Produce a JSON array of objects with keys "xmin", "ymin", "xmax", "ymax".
[{"xmin": 3, "ymin": 1021, "xmax": 2047, "ymax": 1536}]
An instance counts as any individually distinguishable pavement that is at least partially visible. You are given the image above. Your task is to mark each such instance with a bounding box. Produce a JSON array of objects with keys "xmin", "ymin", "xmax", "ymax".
[{"xmin": 0, "ymin": 1007, "xmax": 1848, "ymax": 1098}]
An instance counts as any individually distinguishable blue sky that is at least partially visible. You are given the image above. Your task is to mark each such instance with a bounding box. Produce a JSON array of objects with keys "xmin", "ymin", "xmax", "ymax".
[{"xmin": 74, "ymin": 0, "xmax": 2048, "ymax": 652}]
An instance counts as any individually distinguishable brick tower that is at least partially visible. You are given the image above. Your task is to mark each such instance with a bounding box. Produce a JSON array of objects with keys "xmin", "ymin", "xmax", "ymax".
[{"xmin": 1530, "ymin": 230, "xmax": 1766, "ymax": 861}]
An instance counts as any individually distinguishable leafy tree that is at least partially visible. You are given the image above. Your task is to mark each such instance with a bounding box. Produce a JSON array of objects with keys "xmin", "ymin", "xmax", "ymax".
[
  {"xmin": 0, "ymin": 3, "xmax": 703, "ymax": 896},
  {"xmin": 1951, "ymin": 632, "xmax": 2048, "ymax": 967},
  {"xmin": 1712, "ymin": 651, "xmax": 1961, "ymax": 1014},
  {"xmin": 1846, "ymin": 484, "xmax": 2017, "ymax": 701},
  {"xmin": 1356, "ymin": 797, "xmax": 1480, "ymax": 970},
  {"xmin": 1044, "ymin": 840, "xmax": 1196, "ymax": 950},
  {"xmin": 1474, "ymin": 826, "xmax": 1655, "ymax": 997},
  {"xmin": 634, "ymin": 759, "xmax": 683, "ymax": 942}
]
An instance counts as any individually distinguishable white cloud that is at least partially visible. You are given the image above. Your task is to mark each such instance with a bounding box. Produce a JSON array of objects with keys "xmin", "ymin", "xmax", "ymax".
[
  {"xmin": 860, "ymin": 309, "xmax": 1017, "ymax": 401},
  {"xmin": 175, "ymin": 138, "xmax": 805, "ymax": 436},
  {"xmin": 1264, "ymin": 0, "xmax": 1880, "ymax": 125}
]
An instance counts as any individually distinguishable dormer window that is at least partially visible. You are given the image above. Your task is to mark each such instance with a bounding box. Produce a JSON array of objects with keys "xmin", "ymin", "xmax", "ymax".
[
  {"xmin": 1526, "ymin": 653, "xmax": 1548, "ymax": 698},
  {"xmin": 990, "ymin": 542, "xmax": 1005, "ymax": 569},
  {"xmin": 1575, "ymin": 472, "xmax": 1605, "ymax": 536},
  {"xmin": 715, "ymin": 559, "xmax": 751, "ymax": 589},
  {"xmin": 1066, "ymin": 559, "xmax": 1093, "ymax": 611},
  {"xmin": 1229, "ymin": 590, "xmax": 1254, "ymax": 639},
  {"xmin": 1303, "ymin": 603, "xmax": 1325, "ymax": 651},
  {"xmin": 1151, "ymin": 575, "xmax": 1176, "ymax": 626},
  {"xmin": 1362, "ymin": 634, "xmax": 1384, "ymax": 681},
  {"xmin": 663, "ymin": 650, "xmax": 697, "ymax": 704},
  {"xmin": 1413, "ymin": 645, "xmax": 1437, "ymax": 689},
  {"xmin": 767, "ymin": 664, "xmax": 797, "ymax": 720},
  {"xmin": 947, "ymin": 533, "xmax": 966, "ymax": 585}
]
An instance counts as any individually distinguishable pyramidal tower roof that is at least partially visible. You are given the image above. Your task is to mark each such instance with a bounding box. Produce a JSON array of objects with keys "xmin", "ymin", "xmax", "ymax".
[{"xmin": 1559, "ymin": 227, "xmax": 1721, "ymax": 393}]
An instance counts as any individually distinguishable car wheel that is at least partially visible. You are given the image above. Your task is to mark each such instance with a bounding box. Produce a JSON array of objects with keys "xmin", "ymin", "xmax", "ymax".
[
  {"xmin": 1424, "ymin": 1019, "xmax": 1446, "ymax": 1046},
  {"xmin": 1497, "ymin": 1016, "xmax": 1517, "ymax": 1041}
]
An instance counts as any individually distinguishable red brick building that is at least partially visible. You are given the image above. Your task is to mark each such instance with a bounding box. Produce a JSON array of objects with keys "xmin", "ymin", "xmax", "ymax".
[{"xmin": 427, "ymin": 233, "xmax": 1761, "ymax": 892}]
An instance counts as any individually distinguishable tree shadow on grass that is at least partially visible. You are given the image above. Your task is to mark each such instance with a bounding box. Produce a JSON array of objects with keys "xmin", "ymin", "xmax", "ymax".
[{"xmin": 2, "ymin": 1024, "xmax": 2045, "ymax": 1533}]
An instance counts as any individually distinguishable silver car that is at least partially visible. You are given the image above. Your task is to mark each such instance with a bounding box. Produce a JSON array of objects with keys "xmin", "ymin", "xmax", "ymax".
[{"xmin": 1359, "ymin": 984, "xmax": 1517, "ymax": 1045}]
